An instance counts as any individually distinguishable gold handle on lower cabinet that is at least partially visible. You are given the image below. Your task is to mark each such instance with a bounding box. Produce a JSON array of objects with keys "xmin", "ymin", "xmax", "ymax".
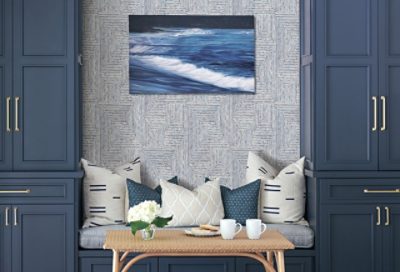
[
  {"xmin": 363, "ymin": 189, "xmax": 400, "ymax": 194},
  {"xmin": 381, "ymin": 96, "xmax": 386, "ymax": 131},
  {"xmin": 376, "ymin": 207, "xmax": 381, "ymax": 226},
  {"xmin": 15, "ymin": 97, "xmax": 20, "ymax": 132},
  {"xmin": 13, "ymin": 207, "xmax": 18, "ymax": 226},
  {"xmin": 6, "ymin": 97, "xmax": 11, "ymax": 132},
  {"xmin": 372, "ymin": 96, "xmax": 378, "ymax": 131},
  {"xmin": 385, "ymin": 207, "xmax": 390, "ymax": 226},
  {"xmin": 0, "ymin": 189, "xmax": 31, "ymax": 194},
  {"xmin": 5, "ymin": 207, "xmax": 10, "ymax": 226}
]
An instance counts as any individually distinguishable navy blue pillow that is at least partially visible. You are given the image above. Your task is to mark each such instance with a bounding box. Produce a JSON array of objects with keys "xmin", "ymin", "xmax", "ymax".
[
  {"xmin": 218, "ymin": 180, "xmax": 261, "ymax": 225},
  {"xmin": 126, "ymin": 176, "xmax": 178, "ymax": 208}
]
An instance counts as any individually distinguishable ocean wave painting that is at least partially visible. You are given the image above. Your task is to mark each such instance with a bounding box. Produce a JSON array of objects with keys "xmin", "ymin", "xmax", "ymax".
[{"xmin": 129, "ymin": 15, "xmax": 255, "ymax": 94}]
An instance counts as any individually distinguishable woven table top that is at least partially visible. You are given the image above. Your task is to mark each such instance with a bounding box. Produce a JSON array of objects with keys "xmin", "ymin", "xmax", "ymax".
[{"xmin": 103, "ymin": 230, "xmax": 295, "ymax": 253}]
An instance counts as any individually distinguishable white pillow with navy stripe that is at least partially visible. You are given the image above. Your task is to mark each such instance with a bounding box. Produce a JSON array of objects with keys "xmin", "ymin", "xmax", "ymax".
[
  {"xmin": 81, "ymin": 158, "xmax": 141, "ymax": 228},
  {"xmin": 246, "ymin": 154, "xmax": 306, "ymax": 224}
]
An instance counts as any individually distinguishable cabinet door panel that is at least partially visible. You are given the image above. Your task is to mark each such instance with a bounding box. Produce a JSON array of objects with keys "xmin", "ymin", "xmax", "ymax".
[
  {"xmin": 0, "ymin": 206, "xmax": 12, "ymax": 272},
  {"xmin": 382, "ymin": 205, "xmax": 400, "ymax": 272},
  {"xmin": 320, "ymin": 205, "xmax": 381, "ymax": 272},
  {"xmin": 12, "ymin": 205, "xmax": 74, "ymax": 272},
  {"xmin": 325, "ymin": 0, "xmax": 372, "ymax": 56},
  {"xmin": 0, "ymin": 0, "xmax": 12, "ymax": 170},
  {"xmin": 386, "ymin": 0, "xmax": 400, "ymax": 56},
  {"xmin": 21, "ymin": 0, "xmax": 66, "ymax": 56},
  {"xmin": 316, "ymin": 66, "xmax": 378, "ymax": 170}
]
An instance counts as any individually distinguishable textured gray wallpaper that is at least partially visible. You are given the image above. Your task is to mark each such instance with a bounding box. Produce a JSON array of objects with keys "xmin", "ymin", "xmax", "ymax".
[{"xmin": 82, "ymin": 0, "xmax": 300, "ymax": 189}]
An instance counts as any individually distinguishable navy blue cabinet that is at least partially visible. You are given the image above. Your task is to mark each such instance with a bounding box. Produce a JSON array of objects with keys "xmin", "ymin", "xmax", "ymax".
[
  {"xmin": 0, "ymin": 0, "xmax": 13, "ymax": 170},
  {"xmin": 236, "ymin": 256, "xmax": 314, "ymax": 272},
  {"xmin": 12, "ymin": 205, "xmax": 75, "ymax": 272},
  {"xmin": 0, "ymin": 206, "xmax": 12, "ymax": 272},
  {"xmin": 314, "ymin": 0, "xmax": 379, "ymax": 170},
  {"xmin": 0, "ymin": 0, "xmax": 79, "ymax": 171},
  {"xmin": 320, "ymin": 205, "xmax": 381, "ymax": 272},
  {"xmin": 159, "ymin": 257, "xmax": 235, "ymax": 272},
  {"xmin": 378, "ymin": 0, "xmax": 400, "ymax": 170},
  {"xmin": 0, "ymin": 178, "xmax": 78, "ymax": 272},
  {"xmin": 302, "ymin": 0, "xmax": 400, "ymax": 171},
  {"xmin": 79, "ymin": 254, "xmax": 158, "ymax": 272},
  {"xmin": 382, "ymin": 205, "xmax": 400, "ymax": 272}
]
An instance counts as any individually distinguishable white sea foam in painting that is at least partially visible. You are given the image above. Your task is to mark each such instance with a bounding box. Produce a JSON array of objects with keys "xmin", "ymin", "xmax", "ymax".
[{"xmin": 132, "ymin": 55, "xmax": 255, "ymax": 92}]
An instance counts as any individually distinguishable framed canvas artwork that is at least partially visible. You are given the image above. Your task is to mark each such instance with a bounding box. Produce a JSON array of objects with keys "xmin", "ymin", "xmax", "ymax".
[{"xmin": 129, "ymin": 15, "xmax": 255, "ymax": 94}]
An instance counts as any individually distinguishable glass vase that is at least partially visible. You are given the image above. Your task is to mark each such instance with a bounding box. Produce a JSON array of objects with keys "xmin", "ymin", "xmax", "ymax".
[{"xmin": 141, "ymin": 225, "xmax": 156, "ymax": 240}]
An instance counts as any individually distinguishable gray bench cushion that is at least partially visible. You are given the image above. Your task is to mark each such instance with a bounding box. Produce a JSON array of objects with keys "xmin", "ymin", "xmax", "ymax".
[{"xmin": 79, "ymin": 224, "xmax": 314, "ymax": 249}]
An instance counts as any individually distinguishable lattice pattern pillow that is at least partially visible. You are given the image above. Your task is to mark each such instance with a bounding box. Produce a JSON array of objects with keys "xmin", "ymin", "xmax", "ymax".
[{"xmin": 160, "ymin": 178, "xmax": 225, "ymax": 226}]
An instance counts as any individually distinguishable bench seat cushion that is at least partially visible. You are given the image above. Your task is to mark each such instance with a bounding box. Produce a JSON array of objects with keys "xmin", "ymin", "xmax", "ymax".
[{"xmin": 79, "ymin": 224, "xmax": 314, "ymax": 249}]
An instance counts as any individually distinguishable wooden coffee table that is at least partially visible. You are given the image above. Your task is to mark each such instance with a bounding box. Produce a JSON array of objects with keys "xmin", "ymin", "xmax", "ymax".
[{"xmin": 103, "ymin": 230, "xmax": 294, "ymax": 272}]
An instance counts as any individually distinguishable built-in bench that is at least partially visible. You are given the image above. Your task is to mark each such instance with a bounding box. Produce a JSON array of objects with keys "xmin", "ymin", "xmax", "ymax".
[{"xmin": 78, "ymin": 224, "xmax": 315, "ymax": 272}]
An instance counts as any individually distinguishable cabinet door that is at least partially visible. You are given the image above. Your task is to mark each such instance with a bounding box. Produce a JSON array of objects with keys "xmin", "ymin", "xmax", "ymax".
[
  {"xmin": 12, "ymin": 0, "xmax": 77, "ymax": 170},
  {"xmin": 236, "ymin": 256, "xmax": 314, "ymax": 272},
  {"xmin": 79, "ymin": 256, "xmax": 158, "ymax": 272},
  {"xmin": 0, "ymin": 0, "xmax": 12, "ymax": 170},
  {"xmin": 12, "ymin": 205, "xmax": 74, "ymax": 272},
  {"xmin": 382, "ymin": 205, "xmax": 400, "ymax": 272},
  {"xmin": 0, "ymin": 206, "xmax": 11, "ymax": 272},
  {"xmin": 159, "ymin": 257, "xmax": 235, "ymax": 272},
  {"xmin": 378, "ymin": 0, "xmax": 400, "ymax": 170},
  {"xmin": 315, "ymin": 0, "xmax": 379, "ymax": 170},
  {"xmin": 320, "ymin": 205, "xmax": 382, "ymax": 272}
]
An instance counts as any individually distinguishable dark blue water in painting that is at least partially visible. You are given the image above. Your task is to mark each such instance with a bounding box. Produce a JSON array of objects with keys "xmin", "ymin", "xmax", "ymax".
[{"xmin": 129, "ymin": 27, "xmax": 255, "ymax": 94}]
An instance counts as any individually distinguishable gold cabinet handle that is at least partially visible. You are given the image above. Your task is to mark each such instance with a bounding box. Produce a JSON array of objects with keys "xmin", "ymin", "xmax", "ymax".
[
  {"xmin": 376, "ymin": 207, "xmax": 381, "ymax": 226},
  {"xmin": 15, "ymin": 97, "xmax": 20, "ymax": 132},
  {"xmin": 381, "ymin": 96, "xmax": 386, "ymax": 131},
  {"xmin": 385, "ymin": 207, "xmax": 390, "ymax": 226},
  {"xmin": 363, "ymin": 189, "xmax": 400, "ymax": 194},
  {"xmin": 13, "ymin": 207, "xmax": 18, "ymax": 226},
  {"xmin": 372, "ymin": 96, "xmax": 378, "ymax": 131},
  {"xmin": 6, "ymin": 97, "xmax": 11, "ymax": 132},
  {"xmin": 5, "ymin": 207, "xmax": 10, "ymax": 226},
  {"xmin": 0, "ymin": 189, "xmax": 31, "ymax": 194}
]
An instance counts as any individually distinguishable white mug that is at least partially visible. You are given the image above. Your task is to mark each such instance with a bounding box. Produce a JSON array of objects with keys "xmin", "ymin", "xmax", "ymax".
[
  {"xmin": 220, "ymin": 219, "xmax": 242, "ymax": 240},
  {"xmin": 246, "ymin": 219, "xmax": 267, "ymax": 240}
]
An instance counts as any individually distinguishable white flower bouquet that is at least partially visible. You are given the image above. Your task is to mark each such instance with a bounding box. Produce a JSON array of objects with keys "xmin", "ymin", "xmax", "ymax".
[{"xmin": 127, "ymin": 200, "xmax": 172, "ymax": 239}]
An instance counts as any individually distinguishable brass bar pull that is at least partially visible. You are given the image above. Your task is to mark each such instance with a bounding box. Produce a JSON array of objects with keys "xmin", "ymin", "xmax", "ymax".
[
  {"xmin": 364, "ymin": 189, "xmax": 400, "ymax": 194},
  {"xmin": 15, "ymin": 97, "xmax": 20, "ymax": 132},
  {"xmin": 5, "ymin": 207, "xmax": 10, "ymax": 226},
  {"xmin": 385, "ymin": 207, "xmax": 390, "ymax": 226},
  {"xmin": 372, "ymin": 96, "xmax": 378, "ymax": 131},
  {"xmin": 13, "ymin": 207, "xmax": 18, "ymax": 226},
  {"xmin": 0, "ymin": 189, "xmax": 31, "ymax": 194},
  {"xmin": 6, "ymin": 97, "xmax": 11, "ymax": 132},
  {"xmin": 376, "ymin": 207, "xmax": 381, "ymax": 226},
  {"xmin": 381, "ymin": 96, "xmax": 386, "ymax": 131}
]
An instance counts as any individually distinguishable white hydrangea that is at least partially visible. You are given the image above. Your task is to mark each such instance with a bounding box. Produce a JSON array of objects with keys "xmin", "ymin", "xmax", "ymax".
[{"xmin": 127, "ymin": 200, "xmax": 161, "ymax": 224}]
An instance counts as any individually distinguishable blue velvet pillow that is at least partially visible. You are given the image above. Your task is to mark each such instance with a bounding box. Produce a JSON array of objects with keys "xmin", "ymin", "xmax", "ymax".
[
  {"xmin": 126, "ymin": 176, "xmax": 178, "ymax": 208},
  {"xmin": 210, "ymin": 179, "xmax": 260, "ymax": 225}
]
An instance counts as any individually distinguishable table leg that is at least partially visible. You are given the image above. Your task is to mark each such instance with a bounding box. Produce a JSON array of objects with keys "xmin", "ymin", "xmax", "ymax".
[
  {"xmin": 275, "ymin": 250, "xmax": 285, "ymax": 272},
  {"xmin": 112, "ymin": 250, "xmax": 120, "ymax": 272},
  {"xmin": 266, "ymin": 251, "xmax": 274, "ymax": 267}
]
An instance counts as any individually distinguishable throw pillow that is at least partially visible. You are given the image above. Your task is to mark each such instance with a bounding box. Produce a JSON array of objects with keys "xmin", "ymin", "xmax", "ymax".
[
  {"xmin": 220, "ymin": 180, "xmax": 261, "ymax": 225},
  {"xmin": 160, "ymin": 178, "xmax": 225, "ymax": 226},
  {"xmin": 81, "ymin": 158, "xmax": 141, "ymax": 228},
  {"xmin": 246, "ymin": 155, "xmax": 306, "ymax": 224},
  {"xmin": 246, "ymin": 151, "xmax": 278, "ymax": 181},
  {"xmin": 126, "ymin": 176, "xmax": 178, "ymax": 208}
]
